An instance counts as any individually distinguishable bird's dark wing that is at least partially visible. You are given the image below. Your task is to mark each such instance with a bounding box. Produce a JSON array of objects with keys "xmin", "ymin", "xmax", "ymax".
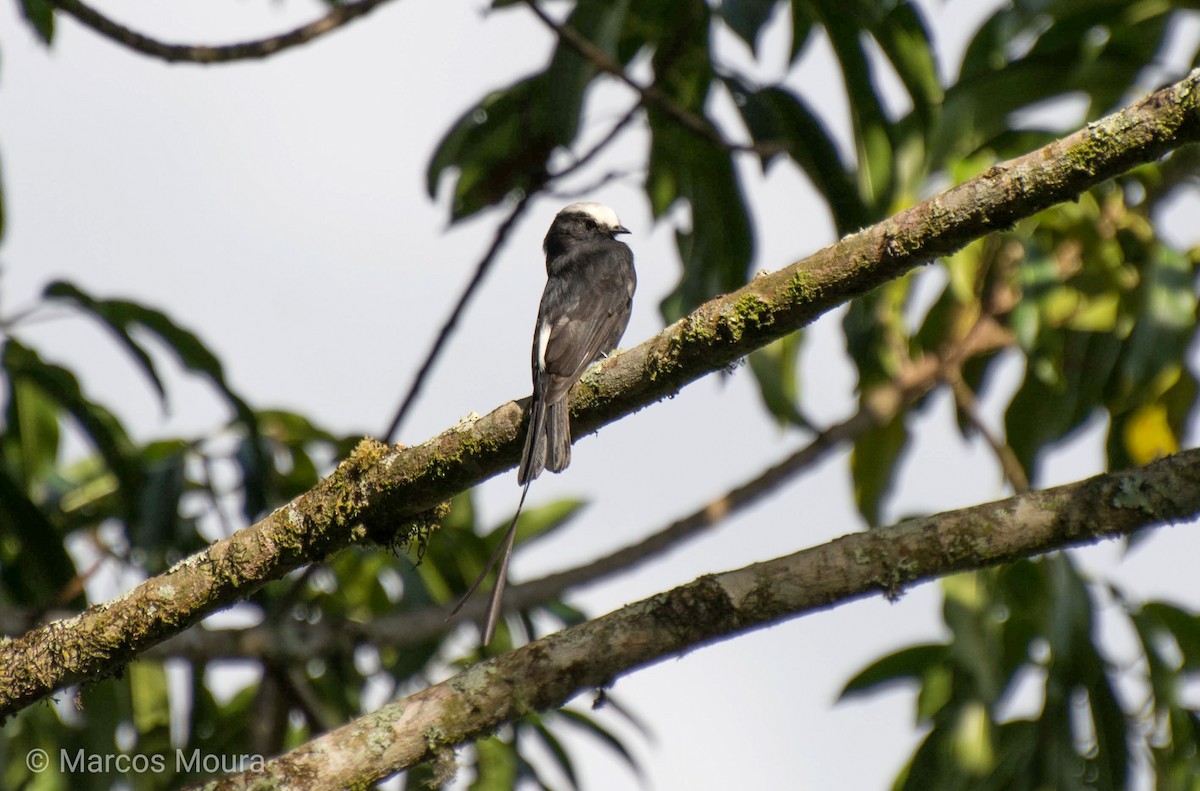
[{"xmin": 535, "ymin": 240, "xmax": 635, "ymax": 403}]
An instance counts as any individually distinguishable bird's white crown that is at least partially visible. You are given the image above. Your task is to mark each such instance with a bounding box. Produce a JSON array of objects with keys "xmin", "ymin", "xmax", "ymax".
[{"xmin": 558, "ymin": 201, "xmax": 623, "ymax": 231}]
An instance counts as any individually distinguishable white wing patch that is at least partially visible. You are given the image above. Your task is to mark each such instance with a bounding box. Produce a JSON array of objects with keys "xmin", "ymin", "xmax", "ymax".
[{"xmin": 537, "ymin": 321, "xmax": 552, "ymax": 371}]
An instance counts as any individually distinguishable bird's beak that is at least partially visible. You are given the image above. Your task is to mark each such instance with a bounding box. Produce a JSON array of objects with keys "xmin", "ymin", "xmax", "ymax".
[{"xmin": 613, "ymin": 225, "xmax": 631, "ymax": 236}]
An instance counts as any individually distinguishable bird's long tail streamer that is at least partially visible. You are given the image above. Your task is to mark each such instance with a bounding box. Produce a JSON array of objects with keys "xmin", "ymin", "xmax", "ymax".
[{"xmin": 447, "ymin": 478, "xmax": 532, "ymax": 644}]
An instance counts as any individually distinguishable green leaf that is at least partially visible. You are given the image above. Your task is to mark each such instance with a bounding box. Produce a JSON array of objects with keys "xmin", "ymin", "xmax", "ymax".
[
  {"xmin": 811, "ymin": 0, "xmax": 895, "ymax": 208},
  {"xmin": 941, "ymin": 1, "xmax": 1181, "ymax": 163},
  {"xmin": 1044, "ymin": 555, "xmax": 1094, "ymax": 674},
  {"xmin": 915, "ymin": 663, "xmax": 954, "ymax": 725},
  {"xmin": 728, "ymin": 80, "xmax": 871, "ymax": 233},
  {"xmin": 1004, "ymin": 330, "xmax": 1121, "ymax": 481},
  {"xmin": 235, "ymin": 434, "xmax": 271, "ymax": 521},
  {"xmin": 427, "ymin": 76, "xmax": 556, "ymax": 219},
  {"xmin": 557, "ymin": 708, "xmax": 643, "ymax": 776},
  {"xmin": 650, "ymin": 118, "xmax": 756, "ymax": 321},
  {"xmin": 1025, "ymin": 3, "xmax": 1170, "ymax": 117},
  {"xmin": 43, "ymin": 280, "xmax": 258, "ymax": 430},
  {"xmin": 3, "ymin": 339, "xmax": 141, "ymax": 521},
  {"xmin": 850, "ymin": 410, "xmax": 909, "ymax": 527},
  {"xmin": 644, "ymin": 4, "xmax": 754, "ymax": 320},
  {"xmin": 0, "ymin": 467, "xmax": 78, "ymax": 605},
  {"xmin": 43, "ymin": 280, "xmax": 167, "ymax": 406},
  {"xmin": 428, "ymin": 2, "xmax": 629, "ymax": 221},
  {"xmin": 69, "ymin": 680, "xmax": 132, "ymax": 789},
  {"xmin": 840, "ymin": 643, "xmax": 948, "ymax": 699},
  {"xmin": 3, "ymin": 375, "xmax": 61, "ymax": 489},
  {"xmin": 1129, "ymin": 605, "xmax": 1180, "ymax": 721},
  {"xmin": 843, "ymin": 279, "xmax": 911, "ymax": 391},
  {"xmin": 538, "ymin": 599, "xmax": 588, "ymax": 628},
  {"xmin": 951, "ymin": 701, "xmax": 996, "ymax": 776},
  {"xmin": 131, "ymin": 440, "xmax": 198, "ymax": 570},
  {"xmin": 529, "ymin": 718, "xmax": 579, "ymax": 789},
  {"xmin": 721, "ymin": 0, "xmax": 779, "ymax": 54},
  {"xmin": 1142, "ymin": 601, "xmax": 1200, "ymax": 673},
  {"xmin": 380, "ymin": 566, "xmax": 444, "ymax": 680},
  {"xmin": 995, "ymin": 560, "xmax": 1047, "ymax": 682},
  {"xmin": 1085, "ymin": 670, "xmax": 1129, "ymax": 791},
  {"xmin": 787, "ymin": 0, "xmax": 815, "ymax": 63},
  {"xmin": 256, "ymin": 409, "xmax": 340, "ymax": 446},
  {"xmin": 19, "ymin": 0, "xmax": 54, "ymax": 44},
  {"xmin": 747, "ymin": 332, "xmax": 809, "ymax": 428},
  {"xmin": 441, "ymin": 76, "xmax": 565, "ymax": 219},
  {"xmin": 487, "ymin": 497, "xmax": 588, "ymax": 548},
  {"xmin": 872, "ymin": 2, "xmax": 942, "ymax": 134},
  {"xmin": 942, "ymin": 576, "xmax": 1005, "ymax": 706},
  {"xmin": 251, "ymin": 410, "xmax": 353, "ymax": 502},
  {"xmin": 544, "ymin": 0, "xmax": 630, "ymax": 138},
  {"xmin": 472, "ymin": 735, "xmax": 518, "ymax": 791},
  {"xmin": 129, "ymin": 663, "xmax": 171, "ymax": 742},
  {"xmin": 648, "ymin": 0, "xmax": 713, "ymax": 110},
  {"xmin": 1111, "ymin": 245, "xmax": 1196, "ymax": 409}
]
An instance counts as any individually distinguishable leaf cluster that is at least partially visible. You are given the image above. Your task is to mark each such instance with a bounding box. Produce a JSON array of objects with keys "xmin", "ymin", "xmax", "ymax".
[{"xmin": 5, "ymin": 0, "xmax": 1200, "ymax": 787}]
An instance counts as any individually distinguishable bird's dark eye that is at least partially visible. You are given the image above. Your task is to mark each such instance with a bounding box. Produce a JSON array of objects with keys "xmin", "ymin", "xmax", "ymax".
[{"xmin": 584, "ymin": 218, "xmax": 597, "ymax": 230}]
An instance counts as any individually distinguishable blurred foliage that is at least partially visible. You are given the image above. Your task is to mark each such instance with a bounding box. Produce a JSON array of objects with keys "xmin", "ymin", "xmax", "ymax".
[
  {"xmin": 6, "ymin": 0, "xmax": 1200, "ymax": 788},
  {"xmin": 841, "ymin": 559, "xmax": 1200, "ymax": 791},
  {"xmin": 0, "ymin": 282, "xmax": 625, "ymax": 788}
]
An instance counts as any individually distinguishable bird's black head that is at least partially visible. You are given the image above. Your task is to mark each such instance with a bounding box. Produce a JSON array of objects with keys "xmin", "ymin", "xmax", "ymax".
[{"xmin": 543, "ymin": 202, "xmax": 630, "ymax": 261}]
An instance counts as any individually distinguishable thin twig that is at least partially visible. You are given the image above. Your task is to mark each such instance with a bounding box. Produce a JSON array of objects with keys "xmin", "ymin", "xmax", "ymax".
[
  {"xmin": 381, "ymin": 195, "xmax": 533, "ymax": 442},
  {"xmin": 556, "ymin": 104, "xmax": 643, "ymax": 178},
  {"xmin": 546, "ymin": 167, "xmax": 640, "ymax": 200},
  {"xmin": 49, "ymin": 0, "xmax": 399, "ymax": 63},
  {"xmin": 521, "ymin": 0, "xmax": 769, "ymax": 156},
  {"xmin": 946, "ymin": 370, "xmax": 1030, "ymax": 494}
]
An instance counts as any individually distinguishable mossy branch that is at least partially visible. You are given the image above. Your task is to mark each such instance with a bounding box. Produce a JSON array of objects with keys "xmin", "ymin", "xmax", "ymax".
[
  {"xmin": 2, "ymin": 70, "xmax": 1200, "ymax": 721},
  {"xmin": 195, "ymin": 450, "xmax": 1200, "ymax": 789}
]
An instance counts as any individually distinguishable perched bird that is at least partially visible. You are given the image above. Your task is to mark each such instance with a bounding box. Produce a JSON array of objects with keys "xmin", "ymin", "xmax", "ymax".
[{"xmin": 451, "ymin": 202, "xmax": 636, "ymax": 644}]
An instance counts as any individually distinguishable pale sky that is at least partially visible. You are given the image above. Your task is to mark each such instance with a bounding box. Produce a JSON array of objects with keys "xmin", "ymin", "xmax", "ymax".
[{"xmin": 3, "ymin": 1, "xmax": 1200, "ymax": 789}]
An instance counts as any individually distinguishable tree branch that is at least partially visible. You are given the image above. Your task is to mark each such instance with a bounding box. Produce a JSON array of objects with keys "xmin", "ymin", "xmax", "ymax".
[
  {"xmin": 134, "ymin": 316, "xmax": 1006, "ymax": 662},
  {"xmin": 520, "ymin": 0, "xmax": 772, "ymax": 155},
  {"xmin": 3, "ymin": 69, "xmax": 1199, "ymax": 721},
  {"xmin": 48, "ymin": 0, "xmax": 398, "ymax": 63},
  {"xmin": 194, "ymin": 450, "xmax": 1200, "ymax": 789}
]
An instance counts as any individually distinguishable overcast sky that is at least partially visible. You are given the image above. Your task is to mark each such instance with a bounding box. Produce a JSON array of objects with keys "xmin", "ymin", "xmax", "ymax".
[{"xmin": 3, "ymin": 1, "xmax": 1200, "ymax": 788}]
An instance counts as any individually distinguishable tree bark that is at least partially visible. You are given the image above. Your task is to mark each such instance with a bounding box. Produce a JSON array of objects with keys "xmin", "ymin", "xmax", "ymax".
[
  {"xmin": 2, "ymin": 68, "xmax": 1199, "ymax": 722},
  {"xmin": 194, "ymin": 449, "xmax": 1200, "ymax": 790}
]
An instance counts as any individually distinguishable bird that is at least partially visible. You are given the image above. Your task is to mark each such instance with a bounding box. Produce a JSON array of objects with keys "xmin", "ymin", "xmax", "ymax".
[{"xmin": 450, "ymin": 202, "xmax": 636, "ymax": 644}]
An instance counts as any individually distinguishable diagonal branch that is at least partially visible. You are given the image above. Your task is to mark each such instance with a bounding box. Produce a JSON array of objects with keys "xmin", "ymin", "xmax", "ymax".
[
  {"xmin": 3, "ymin": 69, "xmax": 1199, "ymax": 721},
  {"xmin": 140, "ymin": 316, "xmax": 1010, "ymax": 662},
  {"xmin": 48, "ymin": 0, "xmax": 398, "ymax": 63},
  {"xmin": 194, "ymin": 450, "xmax": 1200, "ymax": 789},
  {"xmin": 372, "ymin": 316, "xmax": 1014, "ymax": 645}
]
